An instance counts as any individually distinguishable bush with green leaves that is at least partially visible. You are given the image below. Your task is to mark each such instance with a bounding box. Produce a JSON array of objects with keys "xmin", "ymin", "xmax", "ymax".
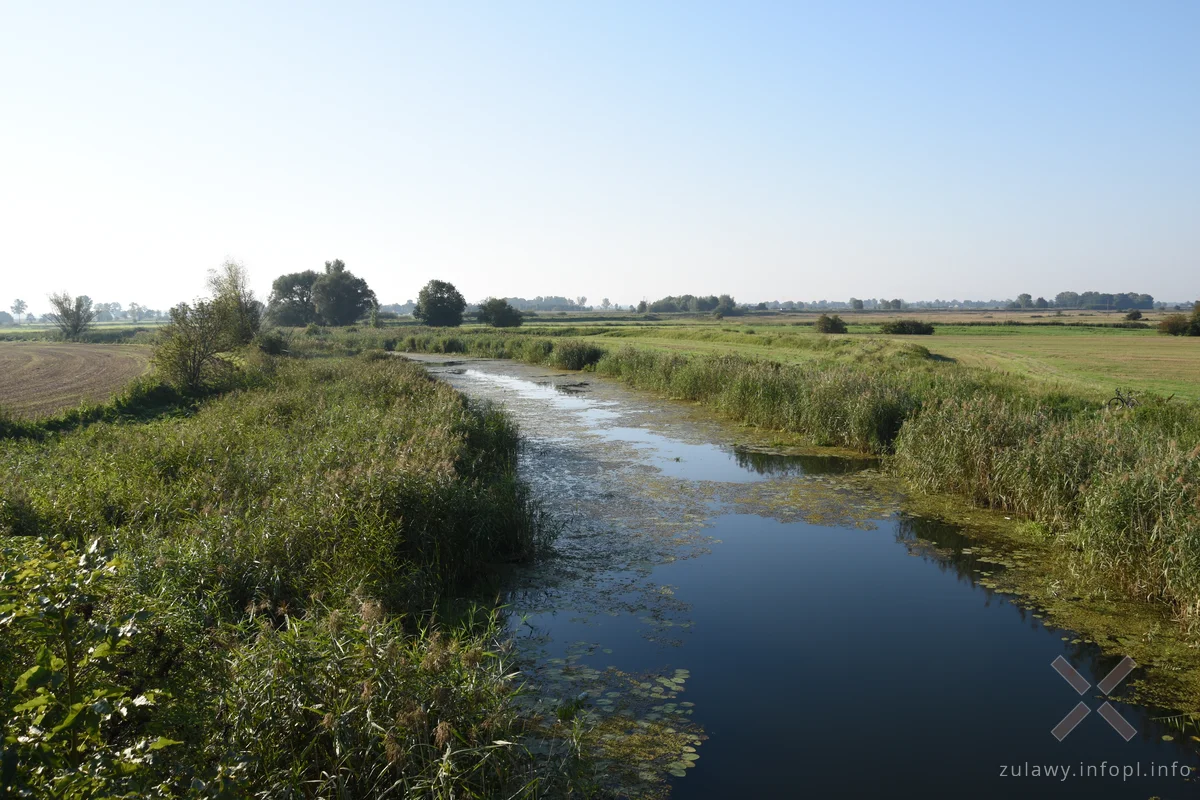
[
  {"xmin": 152, "ymin": 300, "xmax": 236, "ymax": 393},
  {"xmin": 1159, "ymin": 313, "xmax": 1192, "ymax": 336},
  {"xmin": 879, "ymin": 319, "xmax": 934, "ymax": 335},
  {"xmin": 1, "ymin": 540, "xmax": 180, "ymax": 799},
  {"xmin": 478, "ymin": 298, "xmax": 524, "ymax": 328},
  {"xmin": 813, "ymin": 314, "xmax": 847, "ymax": 334}
]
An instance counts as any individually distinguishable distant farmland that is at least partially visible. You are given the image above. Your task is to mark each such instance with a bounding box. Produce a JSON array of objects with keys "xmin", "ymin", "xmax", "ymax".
[{"xmin": 0, "ymin": 342, "xmax": 150, "ymax": 418}]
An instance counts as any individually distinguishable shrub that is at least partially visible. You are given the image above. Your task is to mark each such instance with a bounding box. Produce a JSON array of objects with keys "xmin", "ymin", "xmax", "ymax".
[
  {"xmin": 152, "ymin": 300, "xmax": 235, "ymax": 392},
  {"xmin": 254, "ymin": 328, "xmax": 290, "ymax": 355},
  {"xmin": 550, "ymin": 341, "xmax": 606, "ymax": 370},
  {"xmin": 1159, "ymin": 314, "xmax": 1191, "ymax": 336},
  {"xmin": 478, "ymin": 297, "xmax": 524, "ymax": 328},
  {"xmin": 880, "ymin": 319, "xmax": 934, "ymax": 335},
  {"xmin": 1124, "ymin": 309, "xmax": 1142, "ymax": 321},
  {"xmin": 814, "ymin": 314, "xmax": 848, "ymax": 334}
]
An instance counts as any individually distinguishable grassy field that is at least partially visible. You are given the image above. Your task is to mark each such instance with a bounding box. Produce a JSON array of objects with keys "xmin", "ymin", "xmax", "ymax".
[
  {"xmin": 39, "ymin": 307, "xmax": 1192, "ymax": 399},
  {"xmin": 0, "ymin": 341, "xmax": 151, "ymax": 417},
  {"xmin": 571, "ymin": 324, "xmax": 1199, "ymax": 399},
  {"xmin": 420, "ymin": 310, "xmax": 1196, "ymax": 400}
]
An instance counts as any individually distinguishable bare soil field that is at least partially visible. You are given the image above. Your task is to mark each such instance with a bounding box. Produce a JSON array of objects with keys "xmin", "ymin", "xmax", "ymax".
[{"xmin": 0, "ymin": 342, "xmax": 150, "ymax": 418}]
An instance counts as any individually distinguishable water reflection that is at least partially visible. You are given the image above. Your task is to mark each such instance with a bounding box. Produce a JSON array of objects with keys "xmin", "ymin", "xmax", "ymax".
[
  {"xmin": 411, "ymin": 355, "xmax": 1200, "ymax": 799},
  {"xmin": 732, "ymin": 447, "xmax": 874, "ymax": 477}
]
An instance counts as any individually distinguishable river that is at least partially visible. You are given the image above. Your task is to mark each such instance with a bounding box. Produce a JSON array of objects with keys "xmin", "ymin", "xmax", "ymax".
[{"xmin": 410, "ymin": 354, "xmax": 1199, "ymax": 799}]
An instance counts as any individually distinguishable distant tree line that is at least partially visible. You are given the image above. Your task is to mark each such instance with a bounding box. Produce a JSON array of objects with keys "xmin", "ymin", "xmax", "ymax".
[
  {"xmin": 643, "ymin": 294, "xmax": 741, "ymax": 315},
  {"xmin": 731, "ymin": 292, "xmax": 1160, "ymax": 311},
  {"xmin": 0, "ymin": 297, "xmax": 165, "ymax": 328},
  {"xmin": 1048, "ymin": 291, "xmax": 1155, "ymax": 310},
  {"xmin": 501, "ymin": 296, "xmax": 589, "ymax": 312}
]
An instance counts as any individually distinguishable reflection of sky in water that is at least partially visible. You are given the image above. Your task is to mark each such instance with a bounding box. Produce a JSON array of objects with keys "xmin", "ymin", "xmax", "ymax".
[
  {"xmin": 462, "ymin": 369, "xmax": 621, "ymax": 423},
  {"xmin": 421, "ymin": 357, "xmax": 1200, "ymax": 799},
  {"xmin": 521, "ymin": 512, "xmax": 1200, "ymax": 800},
  {"xmin": 596, "ymin": 426, "xmax": 771, "ymax": 483},
  {"xmin": 460, "ymin": 368, "xmax": 864, "ymax": 483}
]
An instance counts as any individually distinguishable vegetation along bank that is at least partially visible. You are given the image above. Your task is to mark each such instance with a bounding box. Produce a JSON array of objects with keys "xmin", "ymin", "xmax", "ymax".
[
  {"xmin": 0, "ymin": 318, "xmax": 594, "ymax": 795},
  {"xmin": 389, "ymin": 326, "xmax": 1200, "ymax": 628}
]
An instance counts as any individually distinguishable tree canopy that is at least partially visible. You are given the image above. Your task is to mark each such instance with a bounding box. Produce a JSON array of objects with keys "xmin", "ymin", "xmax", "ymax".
[
  {"xmin": 312, "ymin": 260, "xmax": 377, "ymax": 326},
  {"xmin": 208, "ymin": 260, "xmax": 262, "ymax": 345},
  {"xmin": 46, "ymin": 292, "xmax": 96, "ymax": 340},
  {"xmin": 267, "ymin": 271, "xmax": 321, "ymax": 326},
  {"xmin": 414, "ymin": 280, "xmax": 466, "ymax": 327},
  {"xmin": 477, "ymin": 297, "xmax": 523, "ymax": 328},
  {"xmin": 266, "ymin": 261, "xmax": 376, "ymax": 327}
]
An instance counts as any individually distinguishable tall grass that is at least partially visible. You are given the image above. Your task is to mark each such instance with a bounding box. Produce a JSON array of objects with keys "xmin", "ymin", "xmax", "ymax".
[
  {"xmin": 0, "ymin": 356, "xmax": 580, "ymax": 797},
  {"xmin": 892, "ymin": 394, "xmax": 1200, "ymax": 616}
]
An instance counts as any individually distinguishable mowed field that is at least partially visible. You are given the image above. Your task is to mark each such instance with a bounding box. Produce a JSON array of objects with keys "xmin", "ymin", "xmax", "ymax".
[
  {"xmin": 0, "ymin": 342, "xmax": 150, "ymax": 418},
  {"xmin": 918, "ymin": 328, "xmax": 1200, "ymax": 398}
]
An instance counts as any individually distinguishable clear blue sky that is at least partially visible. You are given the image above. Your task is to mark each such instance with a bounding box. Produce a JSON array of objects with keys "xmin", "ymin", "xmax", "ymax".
[{"xmin": 2, "ymin": 1, "xmax": 1197, "ymax": 313}]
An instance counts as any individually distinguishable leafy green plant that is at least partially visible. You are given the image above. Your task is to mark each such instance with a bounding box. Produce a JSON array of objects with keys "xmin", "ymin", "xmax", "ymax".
[{"xmin": 0, "ymin": 540, "xmax": 178, "ymax": 799}]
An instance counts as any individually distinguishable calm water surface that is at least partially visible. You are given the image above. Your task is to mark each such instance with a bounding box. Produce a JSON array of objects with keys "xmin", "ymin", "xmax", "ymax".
[{"xmin": 412, "ymin": 355, "xmax": 1199, "ymax": 799}]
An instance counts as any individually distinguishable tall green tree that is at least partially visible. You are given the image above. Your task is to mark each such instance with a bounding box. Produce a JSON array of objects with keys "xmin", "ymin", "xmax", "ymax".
[
  {"xmin": 10, "ymin": 299, "xmax": 27, "ymax": 325},
  {"xmin": 207, "ymin": 260, "xmax": 261, "ymax": 345},
  {"xmin": 267, "ymin": 270, "xmax": 321, "ymax": 326},
  {"xmin": 312, "ymin": 260, "xmax": 376, "ymax": 326},
  {"xmin": 414, "ymin": 280, "xmax": 466, "ymax": 327}
]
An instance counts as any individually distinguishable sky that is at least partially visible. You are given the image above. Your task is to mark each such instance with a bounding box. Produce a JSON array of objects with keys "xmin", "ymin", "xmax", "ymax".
[{"xmin": 1, "ymin": 1, "xmax": 1197, "ymax": 315}]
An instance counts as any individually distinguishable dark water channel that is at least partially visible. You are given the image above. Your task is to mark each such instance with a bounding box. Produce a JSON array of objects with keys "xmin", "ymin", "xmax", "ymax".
[{"xmin": 411, "ymin": 355, "xmax": 1200, "ymax": 799}]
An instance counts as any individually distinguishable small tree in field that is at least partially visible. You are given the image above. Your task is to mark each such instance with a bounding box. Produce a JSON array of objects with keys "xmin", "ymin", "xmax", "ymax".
[
  {"xmin": 414, "ymin": 280, "xmax": 466, "ymax": 327},
  {"xmin": 814, "ymin": 314, "xmax": 848, "ymax": 334},
  {"xmin": 153, "ymin": 301, "xmax": 233, "ymax": 392},
  {"xmin": 46, "ymin": 292, "xmax": 96, "ymax": 340},
  {"xmin": 477, "ymin": 298, "xmax": 523, "ymax": 328},
  {"xmin": 10, "ymin": 299, "xmax": 27, "ymax": 325}
]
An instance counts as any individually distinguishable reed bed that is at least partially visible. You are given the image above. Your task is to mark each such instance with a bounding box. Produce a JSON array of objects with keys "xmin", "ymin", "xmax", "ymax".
[{"xmin": 0, "ymin": 356, "xmax": 581, "ymax": 798}]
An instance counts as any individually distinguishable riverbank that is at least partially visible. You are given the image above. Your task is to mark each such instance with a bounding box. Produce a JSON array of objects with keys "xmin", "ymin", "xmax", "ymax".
[
  {"xmin": 0, "ymin": 356, "xmax": 590, "ymax": 798},
  {"xmin": 409, "ymin": 354, "xmax": 1200, "ymax": 798},
  {"xmin": 383, "ymin": 328, "xmax": 1200, "ymax": 633}
]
